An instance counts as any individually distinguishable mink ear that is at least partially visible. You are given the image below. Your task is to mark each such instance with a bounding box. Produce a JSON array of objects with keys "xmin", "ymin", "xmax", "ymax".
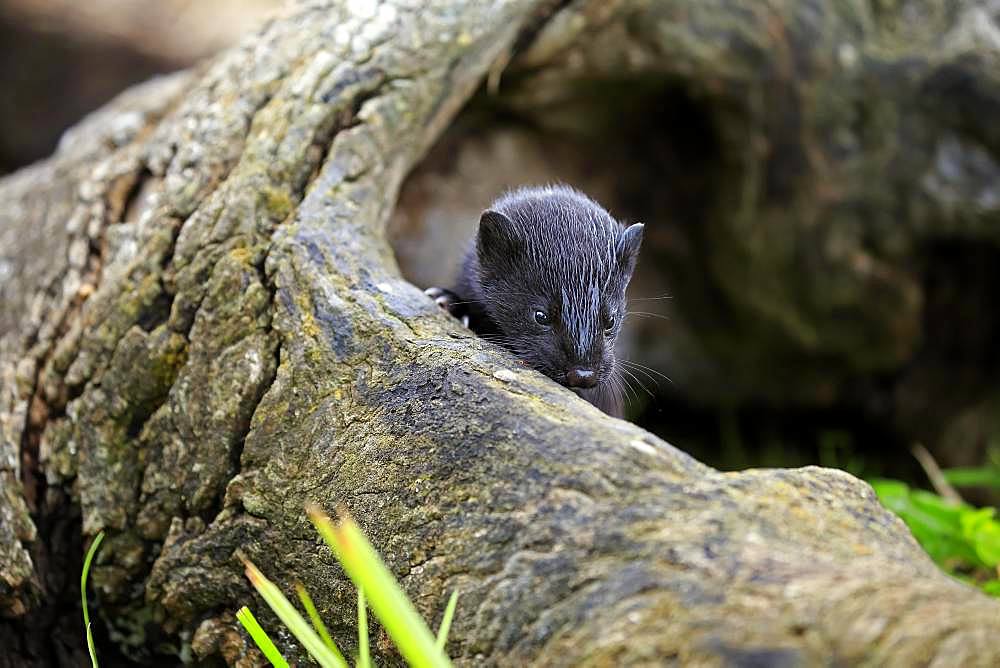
[
  {"xmin": 619, "ymin": 223, "xmax": 644, "ymax": 276},
  {"xmin": 477, "ymin": 210, "xmax": 521, "ymax": 266}
]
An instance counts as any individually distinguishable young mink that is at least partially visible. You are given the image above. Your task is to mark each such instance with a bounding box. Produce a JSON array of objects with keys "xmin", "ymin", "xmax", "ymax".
[{"xmin": 426, "ymin": 185, "xmax": 643, "ymax": 417}]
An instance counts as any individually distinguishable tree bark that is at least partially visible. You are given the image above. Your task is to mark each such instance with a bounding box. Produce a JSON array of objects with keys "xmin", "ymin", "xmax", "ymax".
[{"xmin": 2, "ymin": 0, "xmax": 999, "ymax": 665}]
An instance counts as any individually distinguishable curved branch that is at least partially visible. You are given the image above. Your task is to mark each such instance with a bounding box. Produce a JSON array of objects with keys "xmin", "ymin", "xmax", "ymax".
[{"xmin": 1, "ymin": 1, "xmax": 998, "ymax": 665}]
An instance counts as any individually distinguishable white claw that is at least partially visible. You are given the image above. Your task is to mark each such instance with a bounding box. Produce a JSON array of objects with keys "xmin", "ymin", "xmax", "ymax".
[{"xmin": 425, "ymin": 286, "xmax": 468, "ymax": 327}]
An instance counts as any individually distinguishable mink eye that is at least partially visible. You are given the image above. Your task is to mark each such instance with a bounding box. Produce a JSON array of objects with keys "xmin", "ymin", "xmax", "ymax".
[{"xmin": 533, "ymin": 310, "xmax": 551, "ymax": 326}]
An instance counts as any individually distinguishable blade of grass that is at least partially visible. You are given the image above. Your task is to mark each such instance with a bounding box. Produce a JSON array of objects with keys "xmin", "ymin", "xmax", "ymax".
[
  {"xmin": 242, "ymin": 559, "xmax": 349, "ymax": 668},
  {"xmin": 358, "ymin": 588, "xmax": 371, "ymax": 668},
  {"xmin": 236, "ymin": 606, "xmax": 289, "ymax": 668},
  {"xmin": 912, "ymin": 443, "xmax": 963, "ymax": 504},
  {"xmin": 943, "ymin": 467, "xmax": 1000, "ymax": 489},
  {"xmin": 435, "ymin": 591, "xmax": 459, "ymax": 651},
  {"xmin": 81, "ymin": 531, "xmax": 105, "ymax": 668},
  {"xmin": 295, "ymin": 583, "xmax": 347, "ymax": 665},
  {"xmin": 308, "ymin": 506, "xmax": 451, "ymax": 668}
]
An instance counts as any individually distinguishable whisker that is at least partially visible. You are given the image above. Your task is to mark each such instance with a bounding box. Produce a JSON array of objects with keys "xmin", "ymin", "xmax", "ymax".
[
  {"xmin": 629, "ymin": 294, "xmax": 673, "ymax": 301},
  {"xmin": 477, "ymin": 338, "xmax": 520, "ymax": 347},
  {"xmin": 621, "ymin": 360, "xmax": 674, "ymax": 385},
  {"xmin": 625, "ymin": 311, "xmax": 671, "ymax": 322},
  {"xmin": 613, "ymin": 364, "xmax": 640, "ymax": 404},
  {"xmin": 619, "ymin": 361, "xmax": 662, "ymax": 388},
  {"xmin": 613, "ymin": 371, "xmax": 633, "ymax": 407},
  {"xmin": 607, "ymin": 373, "xmax": 626, "ymax": 408},
  {"xmin": 616, "ymin": 377, "xmax": 634, "ymax": 405},
  {"xmin": 618, "ymin": 365, "xmax": 654, "ymax": 397},
  {"xmin": 482, "ymin": 291, "xmax": 539, "ymax": 299}
]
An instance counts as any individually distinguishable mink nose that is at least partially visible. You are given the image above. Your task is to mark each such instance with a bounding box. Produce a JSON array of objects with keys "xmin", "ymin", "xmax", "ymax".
[{"xmin": 565, "ymin": 367, "xmax": 598, "ymax": 389}]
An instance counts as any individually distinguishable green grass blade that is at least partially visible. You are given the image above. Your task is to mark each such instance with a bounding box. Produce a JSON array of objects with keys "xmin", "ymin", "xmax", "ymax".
[
  {"xmin": 309, "ymin": 506, "xmax": 451, "ymax": 668},
  {"xmin": 243, "ymin": 559, "xmax": 349, "ymax": 668},
  {"xmin": 435, "ymin": 591, "xmax": 459, "ymax": 651},
  {"xmin": 942, "ymin": 467, "xmax": 1000, "ymax": 489},
  {"xmin": 295, "ymin": 583, "xmax": 347, "ymax": 665},
  {"xmin": 81, "ymin": 531, "xmax": 105, "ymax": 668},
  {"xmin": 236, "ymin": 606, "xmax": 289, "ymax": 668},
  {"xmin": 357, "ymin": 588, "xmax": 371, "ymax": 668}
]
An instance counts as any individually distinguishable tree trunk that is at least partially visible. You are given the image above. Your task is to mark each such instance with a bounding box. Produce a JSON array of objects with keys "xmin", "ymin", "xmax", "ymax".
[{"xmin": 2, "ymin": 0, "xmax": 999, "ymax": 665}]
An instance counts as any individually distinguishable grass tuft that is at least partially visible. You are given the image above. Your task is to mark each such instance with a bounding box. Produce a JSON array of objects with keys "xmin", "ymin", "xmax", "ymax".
[
  {"xmin": 436, "ymin": 591, "xmax": 459, "ymax": 651},
  {"xmin": 873, "ymin": 478, "xmax": 1000, "ymax": 595},
  {"xmin": 942, "ymin": 466, "xmax": 1000, "ymax": 490},
  {"xmin": 236, "ymin": 606, "xmax": 289, "ymax": 668},
  {"xmin": 295, "ymin": 582, "xmax": 347, "ymax": 664},
  {"xmin": 242, "ymin": 557, "xmax": 349, "ymax": 668},
  {"xmin": 308, "ymin": 505, "xmax": 451, "ymax": 668},
  {"xmin": 358, "ymin": 588, "xmax": 371, "ymax": 668},
  {"xmin": 81, "ymin": 531, "xmax": 105, "ymax": 668},
  {"xmin": 236, "ymin": 505, "xmax": 460, "ymax": 666}
]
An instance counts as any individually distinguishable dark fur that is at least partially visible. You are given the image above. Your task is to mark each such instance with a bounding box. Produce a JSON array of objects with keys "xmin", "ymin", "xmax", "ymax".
[{"xmin": 437, "ymin": 185, "xmax": 643, "ymax": 417}]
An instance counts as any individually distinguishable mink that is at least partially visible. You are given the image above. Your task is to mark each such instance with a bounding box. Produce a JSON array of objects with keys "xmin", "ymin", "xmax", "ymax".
[{"xmin": 426, "ymin": 185, "xmax": 643, "ymax": 417}]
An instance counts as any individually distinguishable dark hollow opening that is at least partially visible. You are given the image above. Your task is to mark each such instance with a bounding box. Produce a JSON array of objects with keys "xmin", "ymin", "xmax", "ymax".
[
  {"xmin": 392, "ymin": 79, "xmax": 842, "ymax": 469},
  {"xmin": 390, "ymin": 75, "xmax": 1000, "ymax": 487}
]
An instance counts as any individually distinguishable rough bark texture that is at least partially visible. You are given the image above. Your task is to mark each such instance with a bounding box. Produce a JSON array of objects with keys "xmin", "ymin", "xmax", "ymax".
[{"xmin": 1, "ymin": 0, "xmax": 999, "ymax": 666}]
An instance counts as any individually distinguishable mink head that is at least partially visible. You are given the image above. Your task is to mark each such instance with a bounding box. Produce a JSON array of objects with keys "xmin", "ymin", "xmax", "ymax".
[{"xmin": 474, "ymin": 185, "xmax": 643, "ymax": 393}]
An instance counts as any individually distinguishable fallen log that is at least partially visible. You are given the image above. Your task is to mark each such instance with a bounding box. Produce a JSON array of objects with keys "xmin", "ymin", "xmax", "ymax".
[{"xmin": 1, "ymin": 1, "xmax": 998, "ymax": 665}]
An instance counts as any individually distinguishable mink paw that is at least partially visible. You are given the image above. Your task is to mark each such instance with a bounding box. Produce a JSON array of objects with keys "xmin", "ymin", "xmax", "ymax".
[{"xmin": 424, "ymin": 287, "xmax": 470, "ymax": 327}]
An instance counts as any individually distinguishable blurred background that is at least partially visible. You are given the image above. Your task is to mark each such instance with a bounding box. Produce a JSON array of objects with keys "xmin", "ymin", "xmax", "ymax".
[
  {"xmin": 3, "ymin": 0, "xmax": 999, "ymax": 588},
  {"xmin": 0, "ymin": 0, "xmax": 282, "ymax": 174}
]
